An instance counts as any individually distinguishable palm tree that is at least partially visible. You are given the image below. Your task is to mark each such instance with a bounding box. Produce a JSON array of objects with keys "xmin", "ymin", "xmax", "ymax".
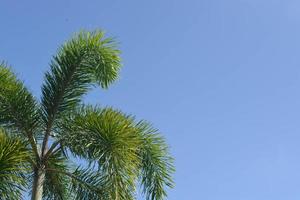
[{"xmin": 0, "ymin": 30, "xmax": 174, "ymax": 200}]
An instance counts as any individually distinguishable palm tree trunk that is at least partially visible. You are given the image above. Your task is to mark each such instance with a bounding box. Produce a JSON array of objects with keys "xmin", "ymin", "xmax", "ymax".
[{"xmin": 31, "ymin": 167, "xmax": 45, "ymax": 200}]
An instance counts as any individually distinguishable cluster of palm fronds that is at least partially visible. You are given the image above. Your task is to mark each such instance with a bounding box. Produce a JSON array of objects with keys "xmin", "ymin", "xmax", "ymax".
[{"xmin": 0, "ymin": 30, "xmax": 174, "ymax": 200}]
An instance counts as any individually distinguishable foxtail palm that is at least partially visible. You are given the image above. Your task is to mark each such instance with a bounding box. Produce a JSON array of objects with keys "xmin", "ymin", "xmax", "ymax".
[{"xmin": 0, "ymin": 30, "xmax": 174, "ymax": 200}]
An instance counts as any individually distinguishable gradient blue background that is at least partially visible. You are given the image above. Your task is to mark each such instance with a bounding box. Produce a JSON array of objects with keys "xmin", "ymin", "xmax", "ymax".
[{"xmin": 2, "ymin": 0, "xmax": 300, "ymax": 199}]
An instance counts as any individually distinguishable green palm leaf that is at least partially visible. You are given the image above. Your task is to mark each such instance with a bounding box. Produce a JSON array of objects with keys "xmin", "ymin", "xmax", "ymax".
[
  {"xmin": 42, "ymin": 150, "xmax": 71, "ymax": 200},
  {"xmin": 137, "ymin": 122, "xmax": 175, "ymax": 200},
  {"xmin": 0, "ymin": 64, "xmax": 39, "ymax": 157},
  {"xmin": 69, "ymin": 167, "xmax": 110, "ymax": 200},
  {"xmin": 40, "ymin": 30, "xmax": 121, "ymax": 155},
  {"xmin": 40, "ymin": 30, "xmax": 121, "ymax": 128},
  {"xmin": 58, "ymin": 106, "xmax": 139, "ymax": 199},
  {"xmin": 57, "ymin": 105, "xmax": 174, "ymax": 200},
  {"xmin": 0, "ymin": 129, "xmax": 30, "ymax": 200}
]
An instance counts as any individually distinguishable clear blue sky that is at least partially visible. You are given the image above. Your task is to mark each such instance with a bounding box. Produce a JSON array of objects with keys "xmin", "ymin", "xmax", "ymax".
[{"xmin": 2, "ymin": 0, "xmax": 300, "ymax": 199}]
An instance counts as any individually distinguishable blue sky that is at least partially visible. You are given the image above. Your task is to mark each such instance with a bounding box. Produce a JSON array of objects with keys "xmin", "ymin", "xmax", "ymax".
[{"xmin": 2, "ymin": 0, "xmax": 300, "ymax": 199}]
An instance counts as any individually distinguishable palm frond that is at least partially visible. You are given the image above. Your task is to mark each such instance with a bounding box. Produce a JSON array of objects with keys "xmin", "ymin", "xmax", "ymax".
[
  {"xmin": 69, "ymin": 167, "xmax": 109, "ymax": 200},
  {"xmin": 58, "ymin": 106, "xmax": 140, "ymax": 199},
  {"xmin": 0, "ymin": 63, "xmax": 39, "ymax": 154},
  {"xmin": 136, "ymin": 122, "xmax": 175, "ymax": 200},
  {"xmin": 0, "ymin": 129, "xmax": 31, "ymax": 200},
  {"xmin": 57, "ymin": 105, "xmax": 174, "ymax": 200},
  {"xmin": 44, "ymin": 165, "xmax": 109, "ymax": 200},
  {"xmin": 40, "ymin": 30, "xmax": 121, "ymax": 145},
  {"xmin": 42, "ymin": 149, "xmax": 71, "ymax": 200}
]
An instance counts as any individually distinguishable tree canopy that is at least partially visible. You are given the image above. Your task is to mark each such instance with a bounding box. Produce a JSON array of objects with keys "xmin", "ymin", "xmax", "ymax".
[{"xmin": 0, "ymin": 30, "xmax": 174, "ymax": 200}]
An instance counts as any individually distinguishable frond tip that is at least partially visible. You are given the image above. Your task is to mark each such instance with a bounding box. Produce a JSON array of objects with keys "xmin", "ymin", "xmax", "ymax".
[{"xmin": 137, "ymin": 122, "xmax": 175, "ymax": 200}]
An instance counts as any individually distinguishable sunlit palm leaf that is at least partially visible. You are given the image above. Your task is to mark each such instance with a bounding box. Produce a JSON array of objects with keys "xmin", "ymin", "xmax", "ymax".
[
  {"xmin": 40, "ymin": 30, "xmax": 121, "ymax": 131},
  {"xmin": 58, "ymin": 106, "xmax": 139, "ymax": 199},
  {"xmin": 58, "ymin": 105, "xmax": 174, "ymax": 200}
]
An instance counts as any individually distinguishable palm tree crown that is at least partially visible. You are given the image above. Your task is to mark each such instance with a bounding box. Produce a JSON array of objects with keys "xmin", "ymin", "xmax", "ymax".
[{"xmin": 0, "ymin": 30, "xmax": 174, "ymax": 200}]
